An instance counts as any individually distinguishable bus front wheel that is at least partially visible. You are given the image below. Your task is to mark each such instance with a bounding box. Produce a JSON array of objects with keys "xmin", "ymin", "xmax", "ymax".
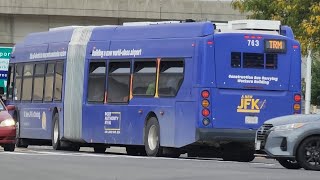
[
  {"xmin": 52, "ymin": 113, "xmax": 61, "ymax": 150},
  {"xmin": 144, "ymin": 117, "xmax": 162, "ymax": 157}
]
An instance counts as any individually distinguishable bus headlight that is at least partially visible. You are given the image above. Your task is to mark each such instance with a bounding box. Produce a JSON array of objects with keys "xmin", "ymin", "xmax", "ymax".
[
  {"xmin": 271, "ymin": 123, "xmax": 305, "ymax": 131},
  {"xmin": 0, "ymin": 119, "xmax": 16, "ymax": 127}
]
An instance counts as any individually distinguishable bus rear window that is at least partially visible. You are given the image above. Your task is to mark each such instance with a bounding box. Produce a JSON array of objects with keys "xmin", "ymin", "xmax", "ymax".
[
  {"xmin": 243, "ymin": 53, "xmax": 264, "ymax": 69},
  {"xmin": 266, "ymin": 54, "xmax": 278, "ymax": 69},
  {"xmin": 231, "ymin": 52, "xmax": 241, "ymax": 68}
]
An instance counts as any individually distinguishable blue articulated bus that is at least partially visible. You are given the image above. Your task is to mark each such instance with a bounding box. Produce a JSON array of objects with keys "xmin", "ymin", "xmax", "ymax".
[{"xmin": 6, "ymin": 20, "xmax": 301, "ymax": 161}]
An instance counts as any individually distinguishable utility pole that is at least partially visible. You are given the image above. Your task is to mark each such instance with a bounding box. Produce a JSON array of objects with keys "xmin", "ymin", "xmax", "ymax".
[{"xmin": 305, "ymin": 50, "xmax": 312, "ymax": 114}]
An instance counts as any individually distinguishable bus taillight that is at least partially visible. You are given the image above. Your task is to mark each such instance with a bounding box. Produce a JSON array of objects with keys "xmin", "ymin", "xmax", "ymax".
[
  {"xmin": 202, "ymin": 109, "xmax": 210, "ymax": 117},
  {"xmin": 201, "ymin": 90, "xmax": 210, "ymax": 99},
  {"xmin": 294, "ymin": 94, "xmax": 301, "ymax": 102},
  {"xmin": 202, "ymin": 99, "xmax": 210, "ymax": 108},
  {"xmin": 293, "ymin": 104, "xmax": 301, "ymax": 111}
]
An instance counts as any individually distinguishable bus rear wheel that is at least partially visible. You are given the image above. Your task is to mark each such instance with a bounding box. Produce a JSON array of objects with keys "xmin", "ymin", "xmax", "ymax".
[
  {"xmin": 52, "ymin": 113, "xmax": 61, "ymax": 150},
  {"xmin": 144, "ymin": 117, "xmax": 162, "ymax": 157}
]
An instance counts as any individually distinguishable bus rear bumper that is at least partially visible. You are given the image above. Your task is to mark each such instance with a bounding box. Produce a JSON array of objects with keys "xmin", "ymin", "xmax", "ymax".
[{"xmin": 196, "ymin": 128, "xmax": 256, "ymax": 143}]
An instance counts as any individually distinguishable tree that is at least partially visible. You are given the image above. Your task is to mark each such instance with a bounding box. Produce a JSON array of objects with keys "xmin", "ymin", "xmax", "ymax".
[{"xmin": 231, "ymin": 0, "xmax": 320, "ymax": 55}]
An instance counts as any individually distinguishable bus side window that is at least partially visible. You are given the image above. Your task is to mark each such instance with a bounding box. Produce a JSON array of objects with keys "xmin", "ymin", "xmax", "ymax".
[
  {"xmin": 33, "ymin": 64, "xmax": 45, "ymax": 101},
  {"xmin": 87, "ymin": 62, "xmax": 106, "ymax": 103},
  {"xmin": 6, "ymin": 65, "xmax": 14, "ymax": 100},
  {"xmin": 21, "ymin": 64, "xmax": 34, "ymax": 101},
  {"xmin": 132, "ymin": 60, "xmax": 157, "ymax": 96},
  {"xmin": 54, "ymin": 62, "xmax": 64, "ymax": 101},
  {"xmin": 44, "ymin": 63, "xmax": 55, "ymax": 102},
  {"xmin": 107, "ymin": 62, "xmax": 131, "ymax": 103},
  {"xmin": 158, "ymin": 60, "xmax": 184, "ymax": 97},
  {"xmin": 14, "ymin": 64, "xmax": 23, "ymax": 101}
]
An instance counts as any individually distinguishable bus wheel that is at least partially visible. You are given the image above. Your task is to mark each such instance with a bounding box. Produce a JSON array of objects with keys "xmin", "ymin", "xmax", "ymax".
[
  {"xmin": 15, "ymin": 121, "xmax": 28, "ymax": 148},
  {"xmin": 52, "ymin": 113, "xmax": 61, "ymax": 150},
  {"xmin": 297, "ymin": 136, "xmax": 320, "ymax": 171},
  {"xmin": 93, "ymin": 147, "xmax": 106, "ymax": 153},
  {"xmin": 144, "ymin": 117, "xmax": 162, "ymax": 157}
]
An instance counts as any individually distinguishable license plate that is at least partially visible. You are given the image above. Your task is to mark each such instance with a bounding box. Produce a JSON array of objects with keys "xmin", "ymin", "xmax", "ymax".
[
  {"xmin": 255, "ymin": 140, "xmax": 261, "ymax": 150},
  {"xmin": 245, "ymin": 116, "xmax": 258, "ymax": 124}
]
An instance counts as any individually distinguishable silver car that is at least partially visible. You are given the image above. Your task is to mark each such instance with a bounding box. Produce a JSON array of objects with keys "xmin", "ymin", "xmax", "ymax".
[{"xmin": 255, "ymin": 114, "xmax": 320, "ymax": 171}]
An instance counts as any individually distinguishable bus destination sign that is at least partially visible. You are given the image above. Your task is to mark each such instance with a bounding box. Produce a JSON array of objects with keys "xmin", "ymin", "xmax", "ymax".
[{"xmin": 264, "ymin": 39, "xmax": 286, "ymax": 53}]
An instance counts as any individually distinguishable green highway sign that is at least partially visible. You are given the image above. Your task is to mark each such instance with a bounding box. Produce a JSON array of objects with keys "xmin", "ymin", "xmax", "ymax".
[
  {"xmin": 0, "ymin": 47, "xmax": 13, "ymax": 95},
  {"xmin": 0, "ymin": 47, "xmax": 12, "ymax": 59}
]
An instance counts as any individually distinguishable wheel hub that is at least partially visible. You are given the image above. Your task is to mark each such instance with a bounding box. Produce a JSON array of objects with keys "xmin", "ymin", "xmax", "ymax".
[
  {"xmin": 148, "ymin": 125, "xmax": 158, "ymax": 151},
  {"xmin": 54, "ymin": 122, "xmax": 59, "ymax": 144}
]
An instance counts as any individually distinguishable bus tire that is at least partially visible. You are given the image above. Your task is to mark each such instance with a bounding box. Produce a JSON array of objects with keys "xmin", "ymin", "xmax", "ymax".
[
  {"xmin": 13, "ymin": 113, "xmax": 28, "ymax": 148},
  {"xmin": 144, "ymin": 117, "xmax": 162, "ymax": 157},
  {"xmin": 52, "ymin": 113, "xmax": 61, "ymax": 150}
]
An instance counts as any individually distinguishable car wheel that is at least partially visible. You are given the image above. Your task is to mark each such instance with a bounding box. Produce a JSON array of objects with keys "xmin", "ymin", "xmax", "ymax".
[
  {"xmin": 297, "ymin": 136, "xmax": 320, "ymax": 171},
  {"xmin": 144, "ymin": 117, "xmax": 162, "ymax": 157},
  {"xmin": 277, "ymin": 159, "xmax": 301, "ymax": 169},
  {"xmin": 52, "ymin": 113, "xmax": 61, "ymax": 150},
  {"xmin": 4, "ymin": 144, "xmax": 15, "ymax": 152}
]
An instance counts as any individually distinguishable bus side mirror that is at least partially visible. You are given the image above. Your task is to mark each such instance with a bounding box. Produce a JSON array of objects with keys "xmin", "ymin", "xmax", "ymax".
[
  {"xmin": 6, "ymin": 105, "xmax": 15, "ymax": 111},
  {"xmin": 0, "ymin": 87, "xmax": 4, "ymax": 95}
]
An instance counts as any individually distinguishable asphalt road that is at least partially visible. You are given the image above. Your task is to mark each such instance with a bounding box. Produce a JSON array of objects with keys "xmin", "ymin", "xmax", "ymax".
[{"xmin": 0, "ymin": 146, "xmax": 319, "ymax": 180}]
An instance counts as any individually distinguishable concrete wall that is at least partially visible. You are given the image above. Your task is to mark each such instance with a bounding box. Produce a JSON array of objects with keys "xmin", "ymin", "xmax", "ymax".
[{"xmin": 0, "ymin": 0, "xmax": 246, "ymax": 45}]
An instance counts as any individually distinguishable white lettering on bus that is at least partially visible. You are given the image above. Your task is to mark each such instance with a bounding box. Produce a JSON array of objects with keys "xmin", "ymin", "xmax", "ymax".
[
  {"xmin": 29, "ymin": 51, "xmax": 67, "ymax": 60},
  {"xmin": 92, "ymin": 49, "xmax": 142, "ymax": 57},
  {"xmin": 23, "ymin": 111, "xmax": 41, "ymax": 119},
  {"xmin": 228, "ymin": 74, "xmax": 278, "ymax": 85}
]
